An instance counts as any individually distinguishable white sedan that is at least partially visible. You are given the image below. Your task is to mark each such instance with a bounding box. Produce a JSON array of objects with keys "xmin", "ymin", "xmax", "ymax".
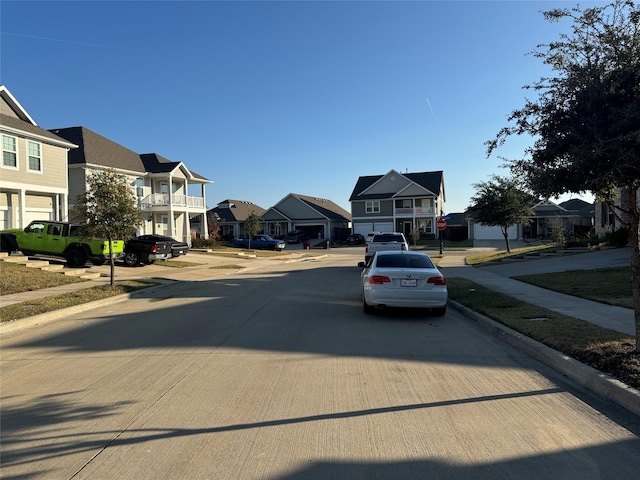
[{"xmin": 359, "ymin": 250, "xmax": 448, "ymax": 316}]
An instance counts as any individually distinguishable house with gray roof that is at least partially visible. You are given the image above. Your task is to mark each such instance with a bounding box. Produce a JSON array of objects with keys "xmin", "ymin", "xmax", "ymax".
[
  {"xmin": 262, "ymin": 193, "xmax": 352, "ymax": 241},
  {"xmin": 50, "ymin": 126, "xmax": 211, "ymax": 243},
  {"xmin": 207, "ymin": 199, "xmax": 266, "ymax": 240},
  {"xmin": 0, "ymin": 85, "xmax": 78, "ymax": 229},
  {"xmin": 349, "ymin": 169, "xmax": 445, "ymax": 238}
]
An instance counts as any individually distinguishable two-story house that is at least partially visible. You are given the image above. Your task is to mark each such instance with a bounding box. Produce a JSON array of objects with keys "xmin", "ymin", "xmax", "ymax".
[
  {"xmin": 50, "ymin": 126, "xmax": 211, "ymax": 243},
  {"xmin": 0, "ymin": 85, "xmax": 78, "ymax": 229},
  {"xmin": 349, "ymin": 170, "xmax": 445, "ymax": 238}
]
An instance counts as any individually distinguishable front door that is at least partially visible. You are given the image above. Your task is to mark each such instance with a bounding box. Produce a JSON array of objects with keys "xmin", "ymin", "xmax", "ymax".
[{"xmin": 403, "ymin": 221, "xmax": 412, "ymax": 237}]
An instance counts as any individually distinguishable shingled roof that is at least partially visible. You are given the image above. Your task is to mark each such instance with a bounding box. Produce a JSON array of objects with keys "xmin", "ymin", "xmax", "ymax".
[
  {"xmin": 349, "ymin": 170, "xmax": 444, "ymax": 201},
  {"xmin": 50, "ymin": 126, "xmax": 146, "ymax": 172},
  {"xmin": 291, "ymin": 194, "xmax": 351, "ymax": 221},
  {"xmin": 49, "ymin": 126, "xmax": 210, "ymax": 181},
  {"xmin": 209, "ymin": 200, "xmax": 266, "ymax": 222}
]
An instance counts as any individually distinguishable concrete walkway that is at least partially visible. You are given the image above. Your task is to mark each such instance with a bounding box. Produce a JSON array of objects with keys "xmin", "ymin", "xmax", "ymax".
[{"xmin": 439, "ymin": 247, "xmax": 635, "ymax": 336}]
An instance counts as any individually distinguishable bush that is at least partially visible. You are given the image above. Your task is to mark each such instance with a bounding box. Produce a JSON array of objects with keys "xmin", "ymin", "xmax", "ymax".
[
  {"xmin": 604, "ymin": 227, "xmax": 629, "ymax": 246},
  {"xmin": 191, "ymin": 237, "xmax": 221, "ymax": 249}
]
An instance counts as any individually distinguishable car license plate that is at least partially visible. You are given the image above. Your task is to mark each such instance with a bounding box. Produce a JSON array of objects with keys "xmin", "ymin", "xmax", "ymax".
[{"xmin": 401, "ymin": 279, "xmax": 417, "ymax": 287}]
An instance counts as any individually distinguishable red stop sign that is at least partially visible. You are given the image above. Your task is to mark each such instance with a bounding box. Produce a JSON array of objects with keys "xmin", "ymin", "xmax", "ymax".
[{"xmin": 436, "ymin": 219, "xmax": 447, "ymax": 231}]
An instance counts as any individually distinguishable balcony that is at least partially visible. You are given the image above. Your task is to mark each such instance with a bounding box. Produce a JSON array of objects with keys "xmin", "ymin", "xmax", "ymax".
[
  {"xmin": 140, "ymin": 193, "xmax": 205, "ymax": 210},
  {"xmin": 394, "ymin": 206, "xmax": 435, "ymax": 216}
]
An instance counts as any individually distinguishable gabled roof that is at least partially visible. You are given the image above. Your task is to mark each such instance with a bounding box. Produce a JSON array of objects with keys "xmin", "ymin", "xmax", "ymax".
[
  {"xmin": 140, "ymin": 153, "xmax": 211, "ymax": 182},
  {"xmin": 290, "ymin": 194, "xmax": 351, "ymax": 221},
  {"xmin": 50, "ymin": 126, "xmax": 146, "ymax": 173},
  {"xmin": 209, "ymin": 199, "xmax": 266, "ymax": 222},
  {"xmin": 0, "ymin": 85, "xmax": 77, "ymax": 148},
  {"xmin": 349, "ymin": 170, "xmax": 444, "ymax": 201},
  {"xmin": 560, "ymin": 199, "xmax": 594, "ymax": 216},
  {"xmin": 49, "ymin": 126, "xmax": 211, "ymax": 181}
]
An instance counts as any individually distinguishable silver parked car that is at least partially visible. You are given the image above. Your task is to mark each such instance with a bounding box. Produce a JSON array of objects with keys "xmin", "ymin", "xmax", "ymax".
[{"xmin": 358, "ymin": 250, "xmax": 447, "ymax": 315}]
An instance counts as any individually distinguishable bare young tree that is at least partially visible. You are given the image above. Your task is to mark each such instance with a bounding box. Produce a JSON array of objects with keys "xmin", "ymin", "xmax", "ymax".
[{"xmin": 71, "ymin": 169, "xmax": 143, "ymax": 285}]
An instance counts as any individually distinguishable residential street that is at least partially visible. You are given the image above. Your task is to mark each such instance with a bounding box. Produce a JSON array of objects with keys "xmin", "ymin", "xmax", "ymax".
[{"xmin": 1, "ymin": 251, "xmax": 639, "ymax": 479}]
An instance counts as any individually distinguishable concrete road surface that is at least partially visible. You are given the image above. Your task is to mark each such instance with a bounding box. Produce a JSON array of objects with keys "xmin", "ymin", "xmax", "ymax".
[{"xmin": 1, "ymin": 252, "xmax": 639, "ymax": 479}]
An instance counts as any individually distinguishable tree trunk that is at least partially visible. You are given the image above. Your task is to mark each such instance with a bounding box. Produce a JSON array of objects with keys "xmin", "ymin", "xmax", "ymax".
[
  {"xmin": 628, "ymin": 186, "xmax": 640, "ymax": 352},
  {"xmin": 109, "ymin": 236, "xmax": 115, "ymax": 286},
  {"xmin": 501, "ymin": 226, "xmax": 511, "ymax": 253}
]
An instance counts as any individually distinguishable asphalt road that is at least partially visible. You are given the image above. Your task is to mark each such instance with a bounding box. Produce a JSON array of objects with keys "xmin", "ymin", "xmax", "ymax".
[{"xmin": 2, "ymin": 251, "xmax": 640, "ymax": 479}]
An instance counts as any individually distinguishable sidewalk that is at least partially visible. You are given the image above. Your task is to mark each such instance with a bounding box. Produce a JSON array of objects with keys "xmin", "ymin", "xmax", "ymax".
[{"xmin": 439, "ymin": 247, "xmax": 635, "ymax": 336}]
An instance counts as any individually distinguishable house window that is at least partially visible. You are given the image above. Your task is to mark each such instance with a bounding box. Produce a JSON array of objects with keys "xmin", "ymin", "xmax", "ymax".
[
  {"xmin": 2, "ymin": 135, "xmax": 17, "ymax": 168},
  {"xmin": 365, "ymin": 201, "xmax": 380, "ymax": 213},
  {"xmin": 395, "ymin": 199, "xmax": 412, "ymax": 209},
  {"xmin": 27, "ymin": 141, "xmax": 42, "ymax": 172},
  {"xmin": 133, "ymin": 178, "xmax": 144, "ymax": 197}
]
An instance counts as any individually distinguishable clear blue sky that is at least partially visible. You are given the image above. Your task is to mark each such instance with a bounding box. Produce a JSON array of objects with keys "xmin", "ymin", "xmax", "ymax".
[{"xmin": 1, "ymin": 0, "xmax": 599, "ymax": 213}]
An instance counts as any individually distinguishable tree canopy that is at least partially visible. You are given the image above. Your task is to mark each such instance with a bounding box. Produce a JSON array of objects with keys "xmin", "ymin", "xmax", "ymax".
[
  {"xmin": 487, "ymin": 0, "xmax": 640, "ymax": 350},
  {"xmin": 468, "ymin": 175, "xmax": 536, "ymax": 253}
]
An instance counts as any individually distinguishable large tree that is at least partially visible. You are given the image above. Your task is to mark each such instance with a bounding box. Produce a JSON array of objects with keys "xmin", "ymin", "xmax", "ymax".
[
  {"xmin": 468, "ymin": 175, "xmax": 536, "ymax": 253},
  {"xmin": 487, "ymin": 0, "xmax": 640, "ymax": 350},
  {"xmin": 71, "ymin": 169, "xmax": 143, "ymax": 285}
]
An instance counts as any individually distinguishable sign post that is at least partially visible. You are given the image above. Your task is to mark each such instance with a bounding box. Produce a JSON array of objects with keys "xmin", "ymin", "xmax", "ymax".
[{"xmin": 436, "ymin": 218, "xmax": 447, "ymax": 254}]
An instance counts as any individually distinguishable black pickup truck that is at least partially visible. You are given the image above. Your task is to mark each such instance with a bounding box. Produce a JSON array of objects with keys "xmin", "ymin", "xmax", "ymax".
[{"xmin": 122, "ymin": 237, "xmax": 172, "ymax": 266}]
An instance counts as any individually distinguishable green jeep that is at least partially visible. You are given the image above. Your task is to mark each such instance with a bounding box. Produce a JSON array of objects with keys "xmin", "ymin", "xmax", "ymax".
[{"xmin": 0, "ymin": 220, "xmax": 125, "ymax": 267}]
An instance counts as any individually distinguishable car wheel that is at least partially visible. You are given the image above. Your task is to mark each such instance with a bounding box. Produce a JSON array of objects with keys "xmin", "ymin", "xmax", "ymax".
[
  {"xmin": 123, "ymin": 250, "xmax": 141, "ymax": 266},
  {"xmin": 66, "ymin": 249, "xmax": 87, "ymax": 268},
  {"xmin": 362, "ymin": 290, "xmax": 374, "ymax": 314},
  {"xmin": 1, "ymin": 239, "xmax": 12, "ymax": 255},
  {"xmin": 432, "ymin": 306, "xmax": 447, "ymax": 316}
]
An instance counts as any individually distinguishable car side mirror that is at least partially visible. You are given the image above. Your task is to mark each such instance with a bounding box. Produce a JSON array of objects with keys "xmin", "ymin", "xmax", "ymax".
[{"xmin": 358, "ymin": 262, "xmax": 366, "ymax": 268}]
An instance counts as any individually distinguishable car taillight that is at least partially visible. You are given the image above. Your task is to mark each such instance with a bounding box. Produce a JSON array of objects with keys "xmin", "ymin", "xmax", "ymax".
[
  {"xmin": 428, "ymin": 276, "xmax": 446, "ymax": 286},
  {"xmin": 365, "ymin": 244, "xmax": 369, "ymax": 253},
  {"xmin": 370, "ymin": 275, "xmax": 391, "ymax": 284},
  {"xmin": 151, "ymin": 244, "xmax": 157, "ymax": 253}
]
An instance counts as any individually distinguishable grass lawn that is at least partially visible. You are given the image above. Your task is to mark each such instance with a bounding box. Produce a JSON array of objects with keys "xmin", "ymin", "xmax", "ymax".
[
  {"xmin": 465, "ymin": 245, "xmax": 566, "ymax": 265},
  {"xmin": 513, "ymin": 267, "xmax": 632, "ymax": 309},
  {"xmin": 447, "ymin": 276, "xmax": 639, "ymax": 390},
  {"xmin": 0, "ymin": 261, "xmax": 89, "ymax": 295},
  {"xmin": 0, "ymin": 279, "xmax": 156, "ymax": 323}
]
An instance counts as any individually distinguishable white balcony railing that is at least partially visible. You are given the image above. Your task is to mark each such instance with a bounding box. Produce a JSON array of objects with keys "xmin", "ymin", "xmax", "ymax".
[
  {"xmin": 394, "ymin": 207, "xmax": 435, "ymax": 216},
  {"xmin": 140, "ymin": 193, "xmax": 205, "ymax": 210}
]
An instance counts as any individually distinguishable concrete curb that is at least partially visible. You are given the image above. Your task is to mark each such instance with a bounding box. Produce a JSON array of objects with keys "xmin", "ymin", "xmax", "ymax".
[{"xmin": 450, "ymin": 300, "xmax": 640, "ymax": 417}]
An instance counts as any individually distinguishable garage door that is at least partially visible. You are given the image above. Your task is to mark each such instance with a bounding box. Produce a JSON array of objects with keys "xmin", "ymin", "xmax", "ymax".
[
  {"xmin": 354, "ymin": 223, "xmax": 372, "ymax": 236},
  {"xmin": 373, "ymin": 222, "xmax": 393, "ymax": 233},
  {"xmin": 24, "ymin": 210, "xmax": 52, "ymax": 225}
]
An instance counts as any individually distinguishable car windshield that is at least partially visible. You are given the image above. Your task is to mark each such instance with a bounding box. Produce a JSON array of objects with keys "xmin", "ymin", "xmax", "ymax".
[
  {"xmin": 372, "ymin": 234, "xmax": 404, "ymax": 242},
  {"xmin": 375, "ymin": 254, "xmax": 434, "ymax": 269}
]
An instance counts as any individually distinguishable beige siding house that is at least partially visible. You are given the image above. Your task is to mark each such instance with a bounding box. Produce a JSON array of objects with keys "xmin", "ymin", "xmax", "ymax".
[
  {"xmin": 50, "ymin": 126, "xmax": 211, "ymax": 244},
  {"xmin": 0, "ymin": 86, "xmax": 77, "ymax": 229}
]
